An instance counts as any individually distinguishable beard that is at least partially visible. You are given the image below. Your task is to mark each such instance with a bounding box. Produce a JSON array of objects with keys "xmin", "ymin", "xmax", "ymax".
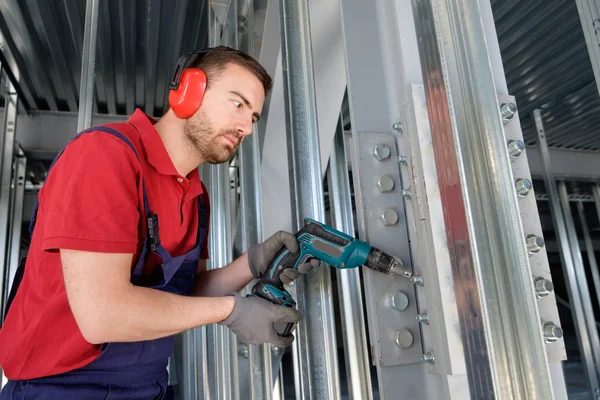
[{"xmin": 183, "ymin": 110, "xmax": 240, "ymax": 164}]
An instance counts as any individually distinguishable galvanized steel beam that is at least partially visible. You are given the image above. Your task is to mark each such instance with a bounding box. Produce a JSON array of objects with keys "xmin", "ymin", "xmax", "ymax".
[
  {"xmin": 278, "ymin": 0, "xmax": 340, "ymax": 398},
  {"xmin": 77, "ymin": 0, "xmax": 99, "ymax": 131},
  {"xmin": 411, "ymin": 0, "xmax": 555, "ymax": 398},
  {"xmin": 0, "ymin": 79, "xmax": 18, "ymax": 322},
  {"xmin": 327, "ymin": 116, "xmax": 372, "ymax": 400},
  {"xmin": 575, "ymin": 0, "xmax": 600, "ymax": 97}
]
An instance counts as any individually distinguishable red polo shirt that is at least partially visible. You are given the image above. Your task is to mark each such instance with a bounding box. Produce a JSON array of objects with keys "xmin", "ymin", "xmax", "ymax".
[{"xmin": 0, "ymin": 109, "xmax": 210, "ymax": 380}]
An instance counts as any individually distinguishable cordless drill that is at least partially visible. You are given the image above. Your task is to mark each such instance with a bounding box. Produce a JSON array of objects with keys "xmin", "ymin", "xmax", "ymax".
[{"xmin": 251, "ymin": 218, "xmax": 411, "ymax": 335}]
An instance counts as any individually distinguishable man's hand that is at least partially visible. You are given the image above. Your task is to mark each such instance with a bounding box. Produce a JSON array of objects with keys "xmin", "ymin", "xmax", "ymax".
[
  {"xmin": 247, "ymin": 230, "xmax": 321, "ymax": 284},
  {"xmin": 219, "ymin": 292, "xmax": 301, "ymax": 347}
]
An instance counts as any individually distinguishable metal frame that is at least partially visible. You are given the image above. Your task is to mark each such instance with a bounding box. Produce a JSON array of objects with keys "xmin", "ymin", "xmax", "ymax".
[
  {"xmin": 77, "ymin": 0, "xmax": 99, "ymax": 132},
  {"xmin": 575, "ymin": 0, "xmax": 600, "ymax": 97},
  {"xmin": 0, "ymin": 77, "xmax": 18, "ymax": 321},
  {"xmin": 534, "ymin": 109, "xmax": 600, "ymax": 396},
  {"xmin": 279, "ymin": 0, "xmax": 340, "ymax": 398},
  {"xmin": 327, "ymin": 116, "xmax": 373, "ymax": 400}
]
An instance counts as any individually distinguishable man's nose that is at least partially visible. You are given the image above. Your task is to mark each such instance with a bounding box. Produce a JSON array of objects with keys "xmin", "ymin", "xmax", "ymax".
[{"xmin": 235, "ymin": 118, "xmax": 253, "ymax": 137}]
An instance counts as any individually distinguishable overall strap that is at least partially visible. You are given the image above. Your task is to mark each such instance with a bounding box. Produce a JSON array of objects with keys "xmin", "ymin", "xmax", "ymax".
[
  {"xmin": 28, "ymin": 126, "xmax": 153, "ymax": 238},
  {"xmin": 197, "ymin": 196, "xmax": 208, "ymax": 248}
]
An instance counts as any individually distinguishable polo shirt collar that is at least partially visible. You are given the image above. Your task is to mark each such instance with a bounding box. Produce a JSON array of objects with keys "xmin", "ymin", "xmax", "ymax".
[{"xmin": 127, "ymin": 108, "xmax": 203, "ymax": 195}]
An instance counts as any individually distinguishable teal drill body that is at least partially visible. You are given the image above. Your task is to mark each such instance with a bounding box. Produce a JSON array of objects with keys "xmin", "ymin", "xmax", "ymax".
[{"xmin": 251, "ymin": 218, "xmax": 410, "ymax": 335}]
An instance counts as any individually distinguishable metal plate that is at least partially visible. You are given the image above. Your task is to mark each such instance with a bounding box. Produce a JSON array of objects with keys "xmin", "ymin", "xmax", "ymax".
[
  {"xmin": 499, "ymin": 94, "xmax": 567, "ymax": 363},
  {"xmin": 351, "ymin": 130, "xmax": 422, "ymax": 366}
]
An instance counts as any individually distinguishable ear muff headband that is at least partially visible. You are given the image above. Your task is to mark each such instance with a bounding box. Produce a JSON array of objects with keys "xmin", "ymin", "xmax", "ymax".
[{"xmin": 168, "ymin": 50, "xmax": 210, "ymax": 119}]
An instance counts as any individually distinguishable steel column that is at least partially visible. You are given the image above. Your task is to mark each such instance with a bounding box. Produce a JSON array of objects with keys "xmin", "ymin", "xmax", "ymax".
[
  {"xmin": 0, "ymin": 79, "xmax": 18, "ymax": 321},
  {"xmin": 534, "ymin": 109, "xmax": 600, "ymax": 396},
  {"xmin": 204, "ymin": 3, "xmax": 236, "ymax": 399},
  {"xmin": 239, "ymin": 93, "xmax": 273, "ymax": 400},
  {"xmin": 575, "ymin": 0, "xmax": 600, "ymax": 97},
  {"xmin": 5, "ymin": 147, "xmax": 26, "ymax": 301},
  {"xmin": 327, "ymin": 116, "xmax": 372, "ymax": 400},
  {"xmin": 279, "ymin": 0, "xmax": 340, "ymax": 398},
  {"xmin": 577, "ymin": 200, "xmax": 600, "ymax": 333},
  {"xmin": 77, "ymin": 0, "xmax": 99, "ymax": 132},
  {"xmin": 239, "ymin": 135, "xmax": 273, "ymax": 399},
  {"xmin": 411, "ymin": 0, "xmax": 554, "ymax": 398}
]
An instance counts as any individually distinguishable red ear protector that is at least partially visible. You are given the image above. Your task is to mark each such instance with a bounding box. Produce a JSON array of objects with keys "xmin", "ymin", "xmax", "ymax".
[{"xmin": 168, "ymin": 50, "xmax": 209, "ymax": 119}]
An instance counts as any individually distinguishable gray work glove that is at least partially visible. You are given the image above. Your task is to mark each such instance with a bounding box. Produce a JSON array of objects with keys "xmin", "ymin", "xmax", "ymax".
[
  {"xmin": 247, "ymin": 230, "xmax": 321, "ymax": 284},
  {"xmin": 219, "ymin": 292, "xmax": 302, "ymax": 347}
]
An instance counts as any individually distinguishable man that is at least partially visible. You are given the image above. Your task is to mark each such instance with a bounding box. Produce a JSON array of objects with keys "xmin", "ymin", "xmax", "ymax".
[{"xmin": 0, "ymin": 46, "xmax": 317, "ymax": 399}]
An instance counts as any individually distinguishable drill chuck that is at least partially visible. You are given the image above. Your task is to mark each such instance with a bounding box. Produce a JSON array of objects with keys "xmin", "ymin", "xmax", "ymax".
[{"xmin": 365, "ymin": 248, "xmax": 411, "ymax": 278}]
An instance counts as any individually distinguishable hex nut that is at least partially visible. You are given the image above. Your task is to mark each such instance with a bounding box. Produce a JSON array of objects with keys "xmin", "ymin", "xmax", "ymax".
[
  {"xmin": 376, "ymin": 175, "xmax": 395, "ymax": 192},
  {"xmin": 543, "ymin": 322, "xmax": 563, "ymax": 343},
  {"xmin": 526, "ymin": 234, "xmax": 545, "ymax": 255},
  {"xmin": 515, "ymin": 178, "xmax": 532, "ymax": 198},
  {"xmin": 395, "ymin": 328, "xmax": 414, "ymax": 349},
  {"xmin": 391, "ymin": 291, "xmax": 409, "ymax": 311},
  {"xmin": 508, "ymin": 139, "xmax": 525, "ymax": 160},
  {"xmin": 501, "ymin": 102, "xmax": 517, "ymax": 123},
  {"xmin": 381, "ymin": 209, "xmax": 399, "ymax": 226},
  {"xmin": 534, "ymin": 277, "xmax": 554, "ymax": 298},
  {"xmin": 373, "ymin": 144, "xmax": 391, "ymax": 161}
]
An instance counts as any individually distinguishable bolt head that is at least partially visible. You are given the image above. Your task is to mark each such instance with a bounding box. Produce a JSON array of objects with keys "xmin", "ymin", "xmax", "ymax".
[
  {"xmin": 543, "ymin": 322, "xmax": 563, "ymax": 342},
  {"xmin": 515, "ymin": 178, "xmax": 532, "ymax": 198},
  {"xmin": 381, "ymin": 208, "xmax": 399, "ymax": 226},
  {"xmin": 534, "ymin": 277, "xmax": 554, "ymax": 297},
  {"xmin": 501, "ymin": 102, "xmax": 517, "ymax": 122},
  {"xmin": 373, "ymin": 144, "xmax": 391, "ymax": 161},
  {"xmin": 411, "ymin": 274, "xmax": 424, "ymax": 286},
  {"xmin": 395, "ymin": 328, "xmax": 414, "ymax": 348},
  {"xmin": 526, "ymin": 234, "xmax": 544, "ymax": 255},
  {"xmin": 391, "ymin": 291, "xmax": 409, "ymax": 311},
  {"xmin": 416, "ymin": 313, "xmax": 430, "ymax": 324},
  {"xmin": 376, "ymin": 175, "xmax": 395, "ymax": 192},
  {"xmin": 508, "ymin": 140, "xmax": 525, "ymax": 160},
  {"xmin": 421, "ymin": 352, "xmax": 435, "ymax": 364}
]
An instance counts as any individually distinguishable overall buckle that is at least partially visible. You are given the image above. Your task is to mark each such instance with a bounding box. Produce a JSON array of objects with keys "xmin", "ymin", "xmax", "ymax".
[{"xmin": 148, "ymin": 214, "xmax": 160, "ymax": 252}]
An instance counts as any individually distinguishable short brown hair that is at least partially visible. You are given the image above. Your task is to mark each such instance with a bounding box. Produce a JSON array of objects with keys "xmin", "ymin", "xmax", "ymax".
[{"xmin": 189, "ymin": 46, "xmax": 273, "ymax": 95}]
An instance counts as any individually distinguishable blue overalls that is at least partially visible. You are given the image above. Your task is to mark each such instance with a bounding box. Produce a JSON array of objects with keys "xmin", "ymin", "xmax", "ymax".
[{"xmin": 1, "ymin": 127, "xmax": 207, "ymax": 400}]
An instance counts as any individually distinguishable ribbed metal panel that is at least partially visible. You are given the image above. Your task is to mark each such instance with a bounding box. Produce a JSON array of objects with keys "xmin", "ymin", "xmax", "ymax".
[
  {"xmin": 0, "ymin": 0, "xmax": 596, "ymax": 150},
  {"xmin": 0, "ymin": 0, "xmax": 208, "ymax": 117},
  {"xmin": 492, "ymin": 0, "xmax": 600, "ymax": 151}
]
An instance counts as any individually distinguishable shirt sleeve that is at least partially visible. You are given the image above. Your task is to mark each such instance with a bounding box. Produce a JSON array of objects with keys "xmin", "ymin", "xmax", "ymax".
[
  {"xmin": 40, "ymin": 131, "xmax": 142, "ymax": 254},
  {"xmin": 199, "ymin": 181, "xmax": 210, "ymax": 259}
]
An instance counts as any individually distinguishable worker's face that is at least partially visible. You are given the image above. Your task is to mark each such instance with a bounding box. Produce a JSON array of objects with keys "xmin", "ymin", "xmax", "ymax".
[{"xmin": 183, "ymin": 63, "xmax": 265, "ymax": 164}]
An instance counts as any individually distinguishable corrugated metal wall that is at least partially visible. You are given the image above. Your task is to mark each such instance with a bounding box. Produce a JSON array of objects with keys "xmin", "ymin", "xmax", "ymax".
[
  {"xmin": 492, "ymin": 0, "xmax": 600, "ymax": 150},
  {"xmin": 0, "ymin": 0, "xmax": 597, "ymax": 148},
  {"xmin": 0, "ymin": 0, "xmax": 209, "ymax": 117}
]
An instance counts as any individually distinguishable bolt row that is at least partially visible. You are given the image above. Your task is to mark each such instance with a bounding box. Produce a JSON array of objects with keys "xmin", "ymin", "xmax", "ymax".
[
  {"xmin": 375, "ymin": 137, "xmax": 432, "ymax": 363},
  {"xmin": 504, "ymin": 102, "xmax": 563, "ymax": 343}
]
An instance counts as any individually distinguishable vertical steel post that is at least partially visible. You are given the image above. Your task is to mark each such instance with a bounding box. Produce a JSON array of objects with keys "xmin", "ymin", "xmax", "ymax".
[
  {"xmin": 575, "ymin": 0, "xmax": 600, "ymax": 97},
  {"xmin": 204, "ymin": 3, "xmax": 236, "ymax": 400},
  {"xmin": 534, "ymin": 109, "xmax": 600, "ymax": 395},
  {"xmin": 591, "ymin": 185, "xmax": 600, "ymax": 312},
  {"xmin": 326, "ymin": 116, "xmax": 372, "ymax": 400},
  {"xmin": 410, "ymin": 0, "xmax": 554, "ymax": 397},
  {"xmin": 6, "ymin": 147, "xmax": 26, "ymax": 299},
  {"xmin": 0, "ymin": 78, "xmax": 18, "ymax": 321},
  {"xmin": 278, "ymin": 0, "xmax": 340, "ymax": 398},
  {"xmin": 577, "ymin": 200, "xmax": 600, "ymax": 324},
  {"xmin": 238, "ymin": 22, "xmax": 273, "ymax": 397},
  {"xmin": 77, "ymin": 0, "xmax": 99, "ymax": 131}
]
